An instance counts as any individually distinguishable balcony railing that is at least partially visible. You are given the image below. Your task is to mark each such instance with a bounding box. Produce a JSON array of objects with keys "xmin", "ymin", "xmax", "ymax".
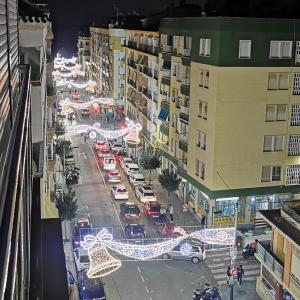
[
  {"xmin": 162, "ymin": 45, "xmax": 172, "ymax": 53},
  {"xmin": 162, "ymin": 69, "xmax": 171, "ymax": 78},
  {"xmin": 183, "ymin": 48, "xmax": 191, "ymax": 57},
  {"xmin": 127, "ymin": 41, "xmax": 137, "ymax": 49},
  {"xmin": 182, "ymin": 77, "xmax": 190, "ymax": 86},
  {"xmin": 127, "ymin": 78, "xmax": 136, "ymax": 89},
  {"xmin": 142, "ymin": 128, "xmax": 151, "ymax": 140},
  {"xmin": 162, "ymin": 95, "xmax": 170, "ymax": 104},
  {"xmin": 255, "ymin": 241, "xmax": 283, "ymax": 282},
  {"xmin": 140, "ymin": 44, "xmax": 159, "ymax": 56},
  {"xmin": 127, "ymin": 59, "xmax": 136, "ymax": 69}
]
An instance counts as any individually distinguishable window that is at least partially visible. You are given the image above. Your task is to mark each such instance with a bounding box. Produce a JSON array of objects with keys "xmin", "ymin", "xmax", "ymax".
[
  {"xmin": 293, "ymin": 73, "xmax": 300, "ymax": 95},
  {"xmin": 270, "ymin": 41, "xmax": 292, "ymax": 59},
  {"xmin": 263, "ymin": 135, "xmax": 285, "ymax": 152},
  {"xmin": 268, "ymin": 73, "xmax": 289, "ymax": 90},
  {"xmin": 286, "ymin": 164, "xmax": 300, "ymax": 185},
  {"xmin": 196, "ymin": 159, "xmax": 205, "ymax": 179},
  {"xmin": 261, "ymin": 166, "xmax": 281, "ymax": 182},
  {"xmin": 295, "ymin": 41, "xmax": 300, "ymax": 64},
  {"xmin": 288, "ymin": 135, "xmax": 300, "ymax": 156},
  {"xmin": 199, "ymin": 38, "xmax": 211, "ymax": 56},
  {"xmin": 198, "ymin": 100, "xmax": 208, "ymax": 120},
  {"xmin": 196, "ymin": 130, "xmax": 206, "ymax": 150},
  {"xmin": 291, "ymin": 104, "xmax": 300, "ymax": 126},
  {"xmin": 265, "ymin": 104, "xmax": 287, "ymax": 122},
  {"xmin": 239, "ymin": 40, "xmax": 251, "ymax": 59},
  {"xmin": 199, "ymin": 69, "xmax": 209, "ymax": 89}
]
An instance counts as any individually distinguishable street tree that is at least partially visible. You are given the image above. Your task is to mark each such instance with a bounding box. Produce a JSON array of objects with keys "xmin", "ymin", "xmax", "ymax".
[
  {"xmin": 139, "ymin": 146, "xmax": 161, "ymax": 184},
  {"xmin": 158, "ymin": 169, "xmax": 181, "ymax": 204},
  {"xmin": 55, "ymin": 188, "xmax": 78, "ymax": 238},
  {"xmin": 55, "ymin": 120, "xmax": 65, "ymax": 136}
]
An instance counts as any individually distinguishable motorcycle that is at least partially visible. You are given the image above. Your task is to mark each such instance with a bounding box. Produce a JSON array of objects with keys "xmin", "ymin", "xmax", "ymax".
[
  {"xmin": 192, "ymin": 284, "xmax": 221, "ymax": 300},
  {"xmin": 242, "ymin": 244, "xmax": 255, "ymax": 259}
]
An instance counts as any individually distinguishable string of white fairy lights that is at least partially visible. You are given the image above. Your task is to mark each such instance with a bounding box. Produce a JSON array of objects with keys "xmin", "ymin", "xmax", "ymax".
[
  {"xmin": 52, "ymin": 69, "xmax": 85, "ymax": 78},
  {"xmin": 81, "ymin": 227, "xmax": 236, "ymax": 278},
  {"xmin": 60, "ymin": 97, "xmax": 114, "ymax": 108},
  {"xmin": 55, "ymin": 79, "xmax": 97, "ymax": 89}
]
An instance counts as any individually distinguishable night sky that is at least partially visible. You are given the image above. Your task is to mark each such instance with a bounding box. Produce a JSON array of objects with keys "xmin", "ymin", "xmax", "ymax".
[{"xmin": 45, "ymin": 0, "xmax": 181, "ymax": 56}]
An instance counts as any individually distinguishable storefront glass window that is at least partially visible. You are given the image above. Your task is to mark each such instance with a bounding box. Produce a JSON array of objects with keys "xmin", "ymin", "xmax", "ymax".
[{"xmin": 215, "ymin": 198, "xmax": 240, "ymax": 216}]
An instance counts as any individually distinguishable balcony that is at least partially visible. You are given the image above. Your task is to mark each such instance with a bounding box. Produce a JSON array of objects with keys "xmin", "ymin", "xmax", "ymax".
[
  {"xmin": 140, "ymin": 107, "xmax": 152, "ymax": 121},
  {"xmin": 179, "ymin": 106, "xmax": 189, "ymax": 122},
  {"xmin": 140, "ymin": 44, "xmax": 159, "ymax": 56},
  {"xmin": 255, "ymin": 241, "xmax": 284, "ymax": 283},
  {"xmin": 127, "ymin": 41, "xmax": 137, "ymax": 50},
  {"xmin": 181, "ymin": 83, "xmax": 190, "ymax": 96},
  {"xmin": 161, "ymin": 95, "xmax": 170, "ymax": 105},
  {"xmin": 182, "ymin": 77, "xmax": 190, "ymax": 86},
  {"xmin": 127, "ymin": 59, "xmax": 136, "ymax": 69},
  {"xmin": 178, "ymin": 158, "xmax": 188, "ymax": 172},
  {"xmin": 181, "ymin": 49, "xmax": 191, "ymax": 66},
  {"xmin": 162, "ymin": 45, "xmax": 172, "ymax": 53},
  {"xmin": 157, "ymin": 140, "xmax": 169, "ymax": 153},
  {"xmin": 127, "ymin": 78, "xmax": 137, "ymax": 89},
  {"xmin": 179, "ymin": 135, "xmax": 188, "ymax": 152},
  {"xmin": 160, "ymin": 123, "xmax": 169, "ymax": 136},
  {"xmin": 152, "ymin": 92, "xmax": 158, "ymax": 103},
  {"xmin": 142, "ymin": 128, "xmax": 151, "ymax": 141}
]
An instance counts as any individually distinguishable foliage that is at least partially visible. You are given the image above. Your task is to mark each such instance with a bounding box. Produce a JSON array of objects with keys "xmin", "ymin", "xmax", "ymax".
[
  {"xmin": 55, "ymin": 188, "xmax": 78, "ymax": 221},
  {"xmin": 55, "ymin": 120, "xmax": 65, "ymax": 136},
  {"xmin": 139, "ymin": 146, "xmax": 161, "ymax": 183},
  {"xmin": 158, "ymin": 169, "xmax": 181, "ymax": 196},
  {"xmin": 55, "ymin": 139, "xmax": 72, "ymax": 157}
]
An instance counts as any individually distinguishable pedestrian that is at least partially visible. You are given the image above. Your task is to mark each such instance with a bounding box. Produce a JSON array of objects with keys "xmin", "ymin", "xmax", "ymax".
[
  {"xmin": 160, "ymin": 206, "xmax": 167, "ymax": 222},
  {"xmin": 201, "ymin": 215, "xmax": 206, "ymax": 226},
  {"xmin": 227, "ymin": 266, "xmax": 233, "ymax": 287},
  {"xmin": 236, "ymin": 265, "xmax": 244, "ymax": 287},
  {"xmin": 168, "ymin": 204, "xmax": 174, "ymax": 221}
]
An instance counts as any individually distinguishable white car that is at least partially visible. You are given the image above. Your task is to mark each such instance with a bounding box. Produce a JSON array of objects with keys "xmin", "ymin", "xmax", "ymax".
[
  {"xmin": 135, "ymin": 185, "xmax": 156, "ymax": 203},
  {"xmin": 74, "ymin": 248, "xmax": 90, "ymax": 271},
  {"xmin": 111, "ymin": 142, "xmax": 124, "ymax": 152},
  {"xmin": 110, "ymin": 184, "xmax": 129, "ymax": 200},
  {"xmin": 129, "ymin": 173, "xmax": 146, "ymax": 187},
  {"xmin": 121, "ymin": 157, "xmax": 133, "ymax": 169},
  {"xmin": 124, "ymin": 163, "xmax": 140, "ymax": 176}
]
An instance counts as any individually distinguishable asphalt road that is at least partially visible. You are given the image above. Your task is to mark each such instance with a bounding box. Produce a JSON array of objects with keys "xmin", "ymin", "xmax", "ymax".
[{"xmin": 70, "ymin": 133, "xmax": 216, "ymax": 300}]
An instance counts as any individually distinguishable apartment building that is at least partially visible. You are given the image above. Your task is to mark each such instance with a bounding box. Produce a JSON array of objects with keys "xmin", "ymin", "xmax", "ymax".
[
  {"xmin": 0, "ymin": 1, "xmax": 68, "ymax": 299},
  {"xmin": 125, "ymin": 29, "xmax": 160, "ymax": 146},
  {"xmin": 77, "ymin": 34, "xmax": 90, "ymax": 74},
  {"xmin": 156, "ymin": 17, "xmax": 300, "ymax": 226},
  {"xmin": 255, "ymin": 201, "xmax": 300, "ymax": 300},
  {"xmin": 90, "ymin": 25, "xmax": 126, "ymax": 107}
]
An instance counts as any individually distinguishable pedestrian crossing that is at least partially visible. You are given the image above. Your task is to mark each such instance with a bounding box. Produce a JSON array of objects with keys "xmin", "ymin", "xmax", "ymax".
[{"xmin": 204, "ymin": 248, "xmax": 261, "ymax": 286}]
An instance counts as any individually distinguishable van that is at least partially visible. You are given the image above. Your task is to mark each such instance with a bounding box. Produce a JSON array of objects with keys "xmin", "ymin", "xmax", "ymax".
[
  {"xmin": 100, "ymin": 156, "xmax": 116, "ymax": 171},
  {"xmin": 124, "ymin": 163, "xmax": 140, "ymax": 176}
]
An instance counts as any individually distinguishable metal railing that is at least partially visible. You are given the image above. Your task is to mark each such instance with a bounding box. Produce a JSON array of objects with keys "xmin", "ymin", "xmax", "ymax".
[
  {"xmin": 162, "ymin": 45, "xmax": 172, "ymax": 53},
  {"xmin": 282, "ymin": 201, "xmax": 300, "ymax": 224},
  {"xmin": 256, "ymin": 241, "xmax": 283, "ymax": 281}
]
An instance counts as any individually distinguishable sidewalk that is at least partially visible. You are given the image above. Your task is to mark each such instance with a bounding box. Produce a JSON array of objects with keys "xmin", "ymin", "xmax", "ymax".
[
  {"xmin": 219, "ymin": 281, "xmax": 259, "ymax": 299},
  {"xmin": 141, "ymin": 170, "xmax": 201, "ymax": 228}
]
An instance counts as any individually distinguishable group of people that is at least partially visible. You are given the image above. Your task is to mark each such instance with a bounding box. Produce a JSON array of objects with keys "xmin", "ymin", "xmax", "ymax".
[
  {"xmin": 227, "ymin": 264, "xmax": 245, "ymax": 288},
  {"xmin": 160, "ymin": 204, "xmax": 174, "ymax": 222}
]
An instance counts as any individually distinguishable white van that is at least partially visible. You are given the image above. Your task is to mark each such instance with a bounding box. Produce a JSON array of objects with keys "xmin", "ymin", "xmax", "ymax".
[
  {"xmin": 124, "ymin": 163, "xmax": 140, "ymax": 176},
  {"xmin": 101, "ymin": 155, "xmax": 116, "ymax": 171}
]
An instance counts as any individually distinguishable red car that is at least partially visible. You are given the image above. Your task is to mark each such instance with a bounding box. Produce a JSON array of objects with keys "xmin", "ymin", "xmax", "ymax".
[
  {"xmin": 94, "ymin": 140, "xmax": 107, "ymax": 151},
  {"xmin": 143, "ymin": 201, "xmax": 161, "ymax": 218},
  {"xmin": 104, "ymin": 169, "xmax": 121, "ymax": 183},
  {"xmin": 114, "ymin": 150, "xmax": 127, "ymax": 164},
  {"xmin": 157, "ymin": 222, "xmax": 185, "ymax": 238},
  {"xmin": 96, "ymin": 148, "xmax": 110, "ymax": 158}
]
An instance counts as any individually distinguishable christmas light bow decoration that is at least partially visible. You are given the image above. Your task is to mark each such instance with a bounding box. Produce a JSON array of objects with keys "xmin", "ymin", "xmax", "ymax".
[{"xmin": 81, "ymin": 229, "xmax": 122, "ymax": 278}]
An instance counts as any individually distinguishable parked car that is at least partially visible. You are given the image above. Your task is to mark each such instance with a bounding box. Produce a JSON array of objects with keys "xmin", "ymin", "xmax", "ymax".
[
  {"xmin": 120, "ymin": 202, "xmax": 141, "ymax": 221},
  {"xmin": 105, "ymin": 169, "xmax": 121, "ymax": 183},
  {"xmin": 81, "ymin": 108, "xmax": 90, "ymax": 116},
  {"xmin": 100, "ymin": 155, "xmax": 116, "ymax": 171},
  {"xmin": 74, "ymin": 248, "xmax": 90, "ymax": 271},
  {"xmin": 110, "ymin": 184, "xmax": 129, "ymax": 200},
  {"xmin": 143, "ymin": 201, "xmax": 161, "ymax": 219},
  {"xmin": 135, "ymin": 185, "xmax": 156, "ymax": 203},
  {"xmin": 120, "ymin": 157, "xmax": 133, "ymax": 169},
  {"xmin": 157, "ymin": 222, "xmax": 185, "ymax": 238},
  {"xmin": 124, "ymin": 224, "xmax": 146, "ymax": 239},
  {"xmin": 73, "ymin": 217, "xmax": 91, "ymax": 248},
  {"xmin": 96, "ymin": 148, "xmax": 110, "ymax": 159},
  {"xmin": 162, "ymin": 242, "xmax": 203, "ymax": 264},
  {"xmin": 72, "ymin": 91, "xmax": 80, "ymax": 99},
  {"xmin": 94, "ymin": 140, "xmax": 107, "ymax": 151},
  {"xmin": 114, "ymin": 150, "xmax": 127, "ymax": 164},
  {"xmin": 129, "ymin": 173, "xmax": 146, "ymax": 187},
  {"xmin": 78, "ymin": 270, "xmax": 106, "ymax": 300},
  {"xmin": 124, "ymin": 163, "xmax": 140, "ymax": 176},
  {"xmin": 111, "ymin": 142, "xmax": 124, "ymax": 152}
]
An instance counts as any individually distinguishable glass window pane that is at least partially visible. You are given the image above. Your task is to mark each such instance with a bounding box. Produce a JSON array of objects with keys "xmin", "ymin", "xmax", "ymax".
[
  {"xmin": 266, "ymin": 105, "xmax": 276, "ymax": 121},
  {"xmin": 279, "ymin": 73, "xmax": 289, "ymax": 90},
  {"xmin": 239, "ymin": 40, "xmax": 251, "ymax": 58},
  {"xmin": 268, "ymin": 73, "xmax": 277, "ymax": 90},
  {"xmin": 270, "ymin": 41, "xmax": 281, "ymax": 58},
  {"xmin": 272, "ymin": 166, "xmax": 281, "ymax": 181},
  {"xmin": 274, "ymin": 135, "xmax": 284, "ymax": 151},
  {"xmin": 264, "ymin": 136, "xmax": 274, "ymax": 151},
  {"xmin": 276, "ymin": 104, "xmax": 287, "ymax": 121},
  {"xmin": 281, "ymin": 41, "xmax": 292, "ymax": 58},
  {"xmin": 261, "ymin": 166, "xmax": 271, "ymax": 182}
]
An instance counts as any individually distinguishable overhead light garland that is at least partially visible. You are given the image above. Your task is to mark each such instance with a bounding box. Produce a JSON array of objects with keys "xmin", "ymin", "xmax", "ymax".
[
  {"xmin": 59, "ymin": 96, "xmax": 114, "ymax": 109},
  {"xmin": 80, "ymin": 227, "xmax": 236, "ymax": 278},
  {"xmin": 55, "ymin": 79, "xmax": 97, "ymax": 89}
]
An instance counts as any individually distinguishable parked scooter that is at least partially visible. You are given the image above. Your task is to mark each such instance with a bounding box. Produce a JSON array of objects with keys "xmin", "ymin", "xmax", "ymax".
[
  {"xmin": 192, "ymin": 284, "xmax": 221, "ymax": 300},
  {"xmin": 242, "ymin": 240, "xmax": 257, "ymax": 259},
  {"xmin": 65, "ymin": 166, "xmax": 80, "ymax": 186}
]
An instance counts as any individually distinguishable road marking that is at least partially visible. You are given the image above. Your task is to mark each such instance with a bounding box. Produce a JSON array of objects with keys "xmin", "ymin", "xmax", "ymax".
[
  {"xmin": 137, "ymin": 266, "xmax": 141, "ymax": 273},
  {"xmin": 144, "ymin": 285, "xmax": 149, "ymax": 293},
  {"xmin": 88, "ymin": 143, "xmax": 125, "ymax": 234},
  {"xmin": 141, "ymin": 275, "xmax": 145, "ymax": 283}
]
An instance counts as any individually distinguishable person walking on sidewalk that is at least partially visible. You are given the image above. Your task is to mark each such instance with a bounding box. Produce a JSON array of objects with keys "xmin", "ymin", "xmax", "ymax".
[
  {"xmin": 168, "ymin": 204, "xmax": 174, "ymax": 222},
  {"xmin": 227, "ymin": 265, "xmax": 234, "ymax": 287},
  {"xmin": 237, "ymin": 265, "xmax": 245, "ymax": 287},
  {"xmin": 160, "ymin": 206, "xmax": 167, "ymax": 222}
]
